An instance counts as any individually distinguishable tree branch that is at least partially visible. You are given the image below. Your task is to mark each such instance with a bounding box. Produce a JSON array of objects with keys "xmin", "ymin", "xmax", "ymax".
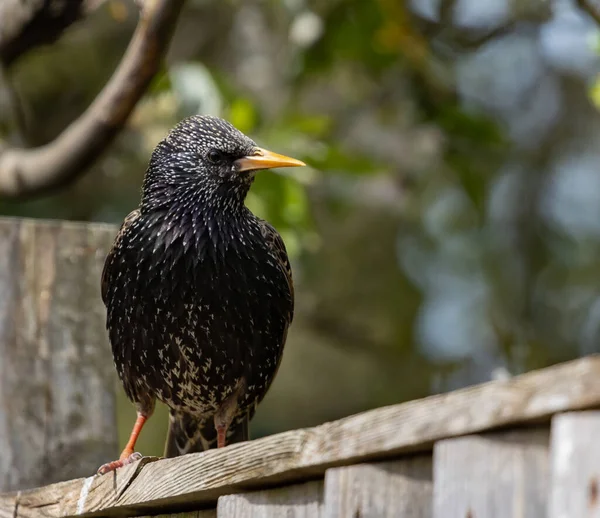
[
  {"xmin": 576, "ymin": 0, "xmax": 600, "ymax": 25},
  {"xmin": 0, "ymin": 0, "xmax": 104, "ymax": 68},
  {"xmin": 0, "ymin": 0, "xmax": 185, "ymax": 199}
]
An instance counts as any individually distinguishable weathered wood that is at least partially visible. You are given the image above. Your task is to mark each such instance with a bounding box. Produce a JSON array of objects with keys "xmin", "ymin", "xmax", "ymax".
[
  {"xmin": 548, "ymin": 411, "xmax": 600, "ymax": 518},
  {"xmin": 433, "ymin": 429, "xmax": 549, "ymax": 518},
  {"xmin": 323, "ymin": 457, "xmax": 432, "ymax": 518},
  {"xmin": 0, "ymin": 217, "xmax": 118, "ymax": 491},
  {"xmin": 0, "ymin": 355, "xmax": 598, "ymax": 516},
  {"xmin": 217, "ymin": 481, "xmax": 323, "ymax": 517},
  {"xmin": 141, "ymin": 511, "xmax": 216, "ymax": 518}
]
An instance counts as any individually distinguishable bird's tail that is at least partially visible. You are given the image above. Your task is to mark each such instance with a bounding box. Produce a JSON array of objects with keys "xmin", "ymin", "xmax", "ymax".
[{"xmin": 164, "ymin": 411, "xmax": 249, "ymax": 457}]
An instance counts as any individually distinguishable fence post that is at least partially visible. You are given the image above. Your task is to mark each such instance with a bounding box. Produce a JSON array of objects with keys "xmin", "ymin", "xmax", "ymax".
[
  {"xmin": 0, "ymin": 217, "xmax": 118, "ymax": 491},
  {"xmin": 433, "ymin": 429, "xmax": 549, "ymax": 518}
]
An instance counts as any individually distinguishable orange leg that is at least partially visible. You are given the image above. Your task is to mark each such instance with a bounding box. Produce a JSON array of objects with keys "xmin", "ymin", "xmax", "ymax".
[
  {"xmin": 216, "ymin": 424, "xmax": 227, "ymax": 448},
  {"xmin": 214, "ymin": 384, "xmax": 242, "ymax": 449},
  {"xmin": 97, "ymin": 413, "xmax": 148, "ymax": 475}
]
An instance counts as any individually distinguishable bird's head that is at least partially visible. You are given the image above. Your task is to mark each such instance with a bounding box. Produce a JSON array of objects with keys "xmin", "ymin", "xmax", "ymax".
[{"xmin": 141, "ymin": 115, "xmax": 305, "ymax": 214}]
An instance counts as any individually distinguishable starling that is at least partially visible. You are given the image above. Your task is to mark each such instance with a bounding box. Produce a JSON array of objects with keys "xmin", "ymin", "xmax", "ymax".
[{"xmin": 97, "ymin": 115, "xmax": 304, "ymax": 474}]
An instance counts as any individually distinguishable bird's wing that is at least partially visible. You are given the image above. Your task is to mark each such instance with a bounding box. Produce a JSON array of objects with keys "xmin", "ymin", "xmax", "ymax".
[
  {"xmin": 101, "ymin": 209, "xmax": 140, "ymax": 305},
  {"xmin": 258, "ymin": 220, "xmax": 294, "ymax": 319}
]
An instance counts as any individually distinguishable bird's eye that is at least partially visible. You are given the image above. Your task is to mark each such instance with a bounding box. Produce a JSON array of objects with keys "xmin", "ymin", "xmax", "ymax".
[{"xmin": 207, "ymin": 149, "xmax": 222, "ymax": 164}]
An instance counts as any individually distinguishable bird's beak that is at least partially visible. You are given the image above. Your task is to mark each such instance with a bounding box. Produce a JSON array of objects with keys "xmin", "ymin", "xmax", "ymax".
[{"xmin": 235, "ymin": 147, "xmax": 306, "ymax": 173}]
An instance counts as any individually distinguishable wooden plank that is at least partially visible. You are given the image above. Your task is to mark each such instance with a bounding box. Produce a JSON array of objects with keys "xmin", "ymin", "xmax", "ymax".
[
  {"xmin": 548, "ymin": 411, "xmax": 600, "ymax": 518},
  {"xmin": 323, "ymin": 457, "xmax": 432, "ymax": 518},
  {"xmin": 1, "ymin": 355, "xmax": 600, "ymax": 517},
  {"xmin": 0, "ymin": 217, "xmax": 118, "ymax": 492},
  {"xmin": 140, "ymin": 512, "xmax": 216, "ymax": 518},
  {"xmin": 433, "ymin": 429, "xmax": 549, "ymax": 518},
  {"xmin": 217, "ymin": 481, "xmax": 323, "ymax": 517}
]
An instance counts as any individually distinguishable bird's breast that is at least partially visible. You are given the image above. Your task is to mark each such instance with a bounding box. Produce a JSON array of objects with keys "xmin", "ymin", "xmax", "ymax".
[{"xmin": 108, "ymin": 227, "xmax": 291, "ymax": 415}]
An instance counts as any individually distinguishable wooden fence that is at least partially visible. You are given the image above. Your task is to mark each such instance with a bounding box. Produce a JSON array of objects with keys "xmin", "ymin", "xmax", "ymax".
[
  {"xmin": 0, "ymin": 218, "xmax": 117, "ymax": 491},
  {"xmin": 1, "ymin": 218, "xmax": 600, "ymax": 517}
]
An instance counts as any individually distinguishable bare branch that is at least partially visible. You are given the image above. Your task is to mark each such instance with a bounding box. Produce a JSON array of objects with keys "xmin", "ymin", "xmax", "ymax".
[
  {"xmin": 576, "ymin": 0, "xmax": 600, "ymax": 25},
  {"xmin": 0, "ymin": 0, "xmax": 185, "ymax": 198},
  {"xmin": 0, "ymin": 0, "xmax": 104, "ymax": 67}
]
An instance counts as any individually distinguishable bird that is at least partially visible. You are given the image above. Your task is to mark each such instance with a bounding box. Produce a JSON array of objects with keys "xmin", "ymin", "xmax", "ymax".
[{"xmin": 97, "ymin": 115, "xmax": 305, "ymax": 474}]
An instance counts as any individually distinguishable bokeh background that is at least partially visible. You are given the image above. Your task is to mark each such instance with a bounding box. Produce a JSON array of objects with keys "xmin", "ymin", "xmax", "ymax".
[{"xmin": 2, "ymin": 0, "xmax": 600, "ymax": 456}]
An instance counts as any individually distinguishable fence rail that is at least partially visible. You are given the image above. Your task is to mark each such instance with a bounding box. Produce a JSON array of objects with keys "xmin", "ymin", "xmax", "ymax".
[{"xmin": 1, "ymin": 355, "xmax": 600, "ymax": 517}]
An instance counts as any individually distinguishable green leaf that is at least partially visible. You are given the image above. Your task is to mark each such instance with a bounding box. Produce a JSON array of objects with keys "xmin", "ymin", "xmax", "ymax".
[{"xmin": 228, "ymin": 98, "xmax": 258, "ymax": 134}]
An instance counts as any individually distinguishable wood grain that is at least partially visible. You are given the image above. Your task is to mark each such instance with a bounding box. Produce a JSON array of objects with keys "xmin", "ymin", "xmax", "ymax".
[
  {"xmin": 548, "ymin": 411, "xmax": 600, "ymax": 518},
  {"xmin": 0, "ymin": 217, "xmax": 117, "ymax": 492},
  {"xmin": 140, "ymin": 511, "xmax": 216, "ymax": 518},
  {"xmin": 433, "ymin": 429, "xmax": 549, "ymax": 518},
  {"xmin": 323, "ymin": 457, "xmax": 432, "ymax": 518},
  {"xmin": 2, "ymin": 354, "xmax": 600, "ymax": 516},
  {"xmin": 217, "ymin": 481, "xmax": 323, "ymax": 517}
]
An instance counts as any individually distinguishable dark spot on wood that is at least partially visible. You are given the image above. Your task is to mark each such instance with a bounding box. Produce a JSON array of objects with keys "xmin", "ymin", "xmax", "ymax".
[
  {"xmin": 466, "ymin": 509, "xmax": 474, "ymax": 518},
  {"xmin": 589, "ymin": 477, "xmax": 598, "ymax": 508},
  {"xmin": 67, "ymin": 411, "xmax": 84, "ymax": 430},
  {"xmin": 353, "ymin": 509, "xmax": 361, "ymax": 518}
]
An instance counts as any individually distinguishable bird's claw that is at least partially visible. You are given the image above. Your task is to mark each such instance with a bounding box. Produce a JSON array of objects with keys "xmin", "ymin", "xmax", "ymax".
[{"xmin": 96, "ymin": 451, "xmax": 143, "ymax": 475}]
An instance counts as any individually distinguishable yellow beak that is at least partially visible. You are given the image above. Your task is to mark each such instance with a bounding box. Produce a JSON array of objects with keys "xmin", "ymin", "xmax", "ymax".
[{"xmin": 235, "ymin": 147, "xmax": 306, "ymax": 172}]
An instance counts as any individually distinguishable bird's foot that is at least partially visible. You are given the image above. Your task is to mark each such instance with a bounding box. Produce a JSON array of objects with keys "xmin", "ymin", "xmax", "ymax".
[{"xmin": 97, "ymin": 451, "xmax": 143, "ymax": 475}]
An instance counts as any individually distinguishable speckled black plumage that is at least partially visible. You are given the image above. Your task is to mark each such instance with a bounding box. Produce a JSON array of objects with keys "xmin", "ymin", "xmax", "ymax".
[{"xmin": 101, "ymin": 115, "xmax": 295, "ymax": 456}]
